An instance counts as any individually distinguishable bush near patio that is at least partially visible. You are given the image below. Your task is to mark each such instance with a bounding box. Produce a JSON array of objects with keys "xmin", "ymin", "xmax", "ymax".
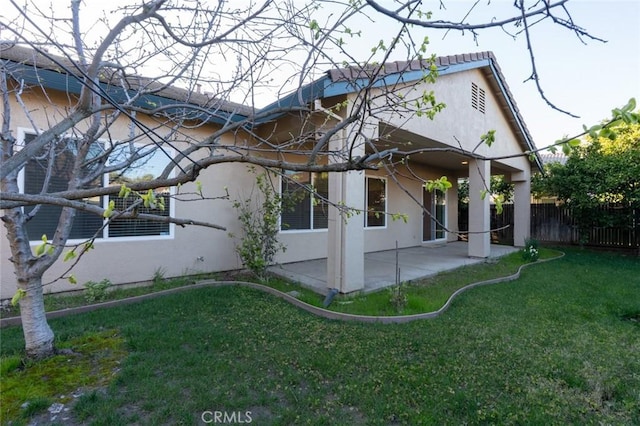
[{"xmin": 1, "ymin": 248, "xmax": 639, "ymax": 424}]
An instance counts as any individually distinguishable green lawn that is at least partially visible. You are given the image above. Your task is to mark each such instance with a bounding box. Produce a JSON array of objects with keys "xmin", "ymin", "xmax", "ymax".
[
  {"xmin": 327, "ymin": 248, "xmax": 559, "ymax": 315},
  {"xmin": 1, "ymin": 248, "xmax": 639, "ymax": 425}
]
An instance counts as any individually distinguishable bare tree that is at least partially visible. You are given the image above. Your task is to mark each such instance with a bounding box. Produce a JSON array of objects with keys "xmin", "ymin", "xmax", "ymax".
[{"xmin": 1, "ymin": 0, "xmax": 602, "ymax": 359}]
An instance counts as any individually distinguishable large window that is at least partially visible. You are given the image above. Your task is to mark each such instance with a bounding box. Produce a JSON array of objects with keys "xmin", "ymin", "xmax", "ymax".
[
  {"xmin": 22, "ymin": 131, "xmax": 172, "ymax": 242},
  {"xmin": 107, "ymin": 145, "xmax": 171, "ymax": 238},
  {"xmin": 365, "ymin": 177, "xmax": 386, "ymax": 227},
  {"xmin": 280, "ymin": 171, "xmax": 328, "ymax": 231}
]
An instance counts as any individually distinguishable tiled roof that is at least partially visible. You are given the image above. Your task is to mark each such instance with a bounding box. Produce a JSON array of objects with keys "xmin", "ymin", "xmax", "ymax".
[
  {"xmin": 0, "ymin": 43, "xmax": 253, "ymax": 116},
  {"xmin": 2, "ymin": 44, "xmax": 540, "ymax": 170},
  {"xmin": 328, "ymin": 51, "xmax": 495, "ymax": 82}
]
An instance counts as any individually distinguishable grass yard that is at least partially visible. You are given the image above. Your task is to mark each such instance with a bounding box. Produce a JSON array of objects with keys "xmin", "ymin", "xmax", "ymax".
[
  {"xmin": 327, "ymin": 248, "xmax": 560, "ymax": 315},
  {"xmin": 0, "ymin": 273, "xmax": 216, "ymax": 320},
  {"xmin": 1, "ymin": 248, "xmax": 639, "ymax": 425}
]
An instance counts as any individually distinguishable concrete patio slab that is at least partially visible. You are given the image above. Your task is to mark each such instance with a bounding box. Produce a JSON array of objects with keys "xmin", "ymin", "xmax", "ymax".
[{"xmin": 268, "ymin": 241, "xmax": 518, "ymax": 295}]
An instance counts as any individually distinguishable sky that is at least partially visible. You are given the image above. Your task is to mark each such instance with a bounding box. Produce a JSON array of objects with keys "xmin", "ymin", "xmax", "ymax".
[{"xmin": 3, "ymin": 0, "xmax": 639, "ymax": 152}]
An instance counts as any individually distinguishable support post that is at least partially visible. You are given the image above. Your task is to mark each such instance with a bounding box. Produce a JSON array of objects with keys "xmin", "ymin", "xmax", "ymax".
[
  {"xmin": 512, "ymin": 169, "xmax": 532, "ymax": 247},
  {"xmin": 468, "ymin": 159, "xmax": 491, "ymax": 257},
  {"xmin": 326, "ymin": 118, "xmax": 376, "ymax": 293}
]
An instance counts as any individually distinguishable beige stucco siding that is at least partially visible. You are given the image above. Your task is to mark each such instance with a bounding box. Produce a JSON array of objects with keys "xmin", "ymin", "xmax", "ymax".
[
  {"xmin": 373, "ymin": 69, "xmax": 528, "ymax": 162},
  {"xmin": 1, "ymin": 61, "xmax": 535, "ymax": 298},
  {"xmin": 0, "ymin": 88, "xmax": 253, "ymax": 298},
  {"xmin": 362, "ymin": 163, "xmax": 456, "ymax": 253}
]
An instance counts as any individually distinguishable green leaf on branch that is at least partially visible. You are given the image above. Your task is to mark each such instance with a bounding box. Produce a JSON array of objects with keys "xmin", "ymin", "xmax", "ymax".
[
  {"xmin": 64, "ymin": 249, "xmax": 77, "ymax": 262},
  {"xmin": 11, "ymin": 289, "xmax": 27, "ymax": 306},
  {"xmin": 587, "ymin": 125, "xmax": 602, "ymax": 140},
  {"xmin": 425, "ymin": 176, "xmax": 452, "ymax": 193},
  {"xmin": 68, "ymin": 275, "xmax": 77, "ymax": 285},
  {"xmin": 481, "ymin": 130, "xmax": 496, "ymax": 147},
  {"xmin": 103, "ymin": 200, "xmax": 115, "ymax": 218},
  {"xmin": 119, "ymin": 184, "xmax": 131, "ymax": 199},
  {"xmin": 494, "ymin": 194, "xmax": 505, "ymax": 214},
  {"xmin": 599, "ymin": 127, "xmax": 617, "ymax": 140},
  {"xmin": 620, "ymin": 97, "xmax": 636, "ymax": 113},
  {"xmin": 81, "ymin": 241, "xmax": 94, "ymax": 255},
  {"xmin": 34, "ymin": 235, "xmax": 48, "ymax": 257},
  {"xmin": 391, "ymin": 213, "xmax": 409, "ymax": 223},
  {"xmin": 140, "ymin": 190, "xmax": 157, "ymax": 208}
]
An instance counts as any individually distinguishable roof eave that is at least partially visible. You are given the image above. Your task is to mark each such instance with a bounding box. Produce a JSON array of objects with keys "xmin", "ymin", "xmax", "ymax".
[
  {"xmin": 2, "ymin": 56, "xmax": 250, "ymax": 126},
  {"xmin": 485, "ymin": 60, "xmax": 543, "ymax": 172}
]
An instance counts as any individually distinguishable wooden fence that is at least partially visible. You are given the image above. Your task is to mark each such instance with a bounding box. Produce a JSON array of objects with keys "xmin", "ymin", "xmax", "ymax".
[
  {"xmin": 459, "ymin": 203, "xmax": 639, "ymax": 251},
  {"xmin": 530, "ymin": 203, "xmax": 639, "ymax": 250}
]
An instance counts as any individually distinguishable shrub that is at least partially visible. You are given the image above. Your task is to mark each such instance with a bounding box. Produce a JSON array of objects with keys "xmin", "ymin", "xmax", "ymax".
[
  {"xmin": 84, "ymin": 279, "xmax": 112, "ymax": 303},
  {"xmin": 389, "ymin": 283, "xmax": 408, "ymax": 313},
  {"xmin": 230, "ymin": 171, "xmax": 285, "ymax": 280},
  {"xmin": 521, "ymin": 238, "xmax": 540, "ymax": 262}
]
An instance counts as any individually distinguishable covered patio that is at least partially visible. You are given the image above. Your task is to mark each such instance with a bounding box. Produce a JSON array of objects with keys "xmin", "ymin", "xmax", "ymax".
[{"xmin": 269, "ymin": 241, "xmax": 518, "ymax": 295}]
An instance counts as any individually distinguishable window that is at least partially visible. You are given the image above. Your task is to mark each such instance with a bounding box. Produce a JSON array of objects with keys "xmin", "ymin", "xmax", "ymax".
[
  {"xmin": 365, "ymin": 177, "xmax": 386, "ymax": 227},
  {"xmin": 23, "ymin": 133, "xmax": 104, "ymax": 240},
  {"xmin": 471, "ymin": 82, "xmax": 486, "ymax": 114},
  {"xmin": 21, "ymin": 131, "xmax": 172, "ymax": 242},
  {"xmin": 107, "ymin": 145, "xmax": 171, "ymax": 237},
  {"xmin": 280, "ymin": 171, "xmax": 328, "ymax": 231}
]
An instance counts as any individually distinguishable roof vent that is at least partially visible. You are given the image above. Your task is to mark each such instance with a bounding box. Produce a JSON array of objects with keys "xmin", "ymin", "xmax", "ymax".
[{"xmin": 471, "ymin": 82, "xmax": 486, "ymax": 114}]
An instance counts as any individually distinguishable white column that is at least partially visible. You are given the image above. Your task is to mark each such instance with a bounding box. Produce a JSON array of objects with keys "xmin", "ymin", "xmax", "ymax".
[
  {"xmin": 468, "ymin": 159, "xmax": 491, "ymax": 257},
  {"xmin": 327, "ymin": 119, "xmax": 374, "ymax": 293},
  {"xmin": 512, "ymin": 169, "xmax": 531, "ymax": 247}
]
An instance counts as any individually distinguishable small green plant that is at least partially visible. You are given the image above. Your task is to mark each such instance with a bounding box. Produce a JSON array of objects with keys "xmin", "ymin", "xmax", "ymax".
[
  {"xmin": 521, "ymin": 238, "xmax": 540, "ymax": 262},
  {"xmin": 152, "ymin": 267, "xmax": 167, "ymax": 285},
  {"xmin": 389, "ymin": 283, "xmax": 408, "ymax": 313},
  {"xmin": 230, "ymin": 171, "xmax": 285, "ymax": 280},
  {"xmin": 0, "ymin": 355, "xmax": 23, "ymax": 375},
  {"xmin": 20, "ymin": 397, "xmax": 51, "ymax": 418},
  {"xmin": 84, "ymin": 279, "xmax": 112, "ymax": 303}
]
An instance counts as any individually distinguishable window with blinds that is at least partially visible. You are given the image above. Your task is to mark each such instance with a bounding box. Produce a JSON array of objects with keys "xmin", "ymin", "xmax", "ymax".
[
  {"xmin": 22, "ymin": 132, "xmax": 172, "ymax": 241},
  {"xmin": 280, "ymin": 171, "xmax": 328, "ymax": 231},
  {"xmin": 23, "ymin": 133, "xmax": 103, "ymax": 240},
  {"xmin": 107, "ymin": 145, "xmax": 171, "ymax": 237}
]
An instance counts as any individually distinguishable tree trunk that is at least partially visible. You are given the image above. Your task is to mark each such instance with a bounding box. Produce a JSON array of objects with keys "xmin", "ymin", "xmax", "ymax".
[
  {"xmin": 19, "ymin": 276, "xmax": 55, "ymax": 359},
  {"xmin": 1, "ymin": 206, "xmax": 56, "ymax": 359}
]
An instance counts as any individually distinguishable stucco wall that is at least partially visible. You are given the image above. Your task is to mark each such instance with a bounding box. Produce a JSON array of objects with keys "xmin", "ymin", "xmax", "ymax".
[
  {"xmin": 1, "ymin": 64, "xmax": 533, "ymax": 298},
  {"xmin": 0, "ymin": 87, "xmax": 253, "ymax": 299},
  {"xmin": 374, "ymin": 69, "xmax": 529, "ymax": 168},
  {"xmin": 363, "ymin": 163, "xmax": 456, "ymax": 253}
]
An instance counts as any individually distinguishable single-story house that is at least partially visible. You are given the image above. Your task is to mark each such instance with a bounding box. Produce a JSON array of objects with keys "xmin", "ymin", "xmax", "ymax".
[{"xmin": 0, "ymin": 47, "xmax": 540, "ymax": 298}]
